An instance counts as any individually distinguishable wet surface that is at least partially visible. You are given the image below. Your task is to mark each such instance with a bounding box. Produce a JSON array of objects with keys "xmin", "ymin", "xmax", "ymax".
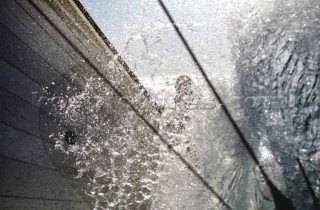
[{"xmin": 37, "ymin": 0, "xmax": 320, "ymax": 209}]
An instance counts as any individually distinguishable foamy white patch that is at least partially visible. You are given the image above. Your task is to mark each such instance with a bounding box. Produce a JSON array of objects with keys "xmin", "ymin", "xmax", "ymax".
[{"xmin": 259, "ymin": 145, "xmax": 274, "ymax": 162}]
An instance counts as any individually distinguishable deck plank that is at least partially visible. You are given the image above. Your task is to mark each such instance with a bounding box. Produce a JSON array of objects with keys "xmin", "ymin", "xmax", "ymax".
[
  {"xmin": 0, "ymin": 196, "xmax": 92, "ymax": 210},
  {"xmin": 0, "ymin": 24, "xmax": 60, "ymax": 86},
  {"xmin": 0, "ymin": 123, "xmax": 55, "ymax": 169},
  {"xmin": 0, "ymin": 58, "xmax": 43, "ymax": 107},
  {"xmin": 0, "ymin": 0, "xmax": 75, "ymax": 75},
  {"xmin": 0, "ymin": 157, "xmax": 87, "ymax": 202}
]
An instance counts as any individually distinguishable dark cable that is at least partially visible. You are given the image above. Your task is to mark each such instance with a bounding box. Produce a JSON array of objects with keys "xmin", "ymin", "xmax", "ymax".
[
  {"xmin": 157, "ymin": 0, "xmax": 295, "ymax": 209},
  {"xmin": 296, "ymin": 158, "xmax": 320, "ymax": 210}
]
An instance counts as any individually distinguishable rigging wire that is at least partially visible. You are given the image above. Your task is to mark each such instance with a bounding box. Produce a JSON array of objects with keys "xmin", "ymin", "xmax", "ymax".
[
  {"xmin": 156, "ymin": 0, "xmax": 296, "ymax": 209},
  {"xmin": 27, "ymin": 0, "xmax": 232, "ymax": 209},
  {"xmin": 296, "ymin": 158, "xmax": 320, "ymax": 210}
]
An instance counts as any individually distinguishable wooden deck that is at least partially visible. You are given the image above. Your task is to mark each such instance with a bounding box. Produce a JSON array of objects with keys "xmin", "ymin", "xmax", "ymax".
[{"xmin": 0, "ymin": 0, "xmax": 160, "ymax": 209}]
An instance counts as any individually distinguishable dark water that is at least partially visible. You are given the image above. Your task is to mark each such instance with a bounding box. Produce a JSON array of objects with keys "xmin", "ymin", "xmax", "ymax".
[{"xmin": 235, "ymin": 1, "xmax": 320, "ymax": 209}]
